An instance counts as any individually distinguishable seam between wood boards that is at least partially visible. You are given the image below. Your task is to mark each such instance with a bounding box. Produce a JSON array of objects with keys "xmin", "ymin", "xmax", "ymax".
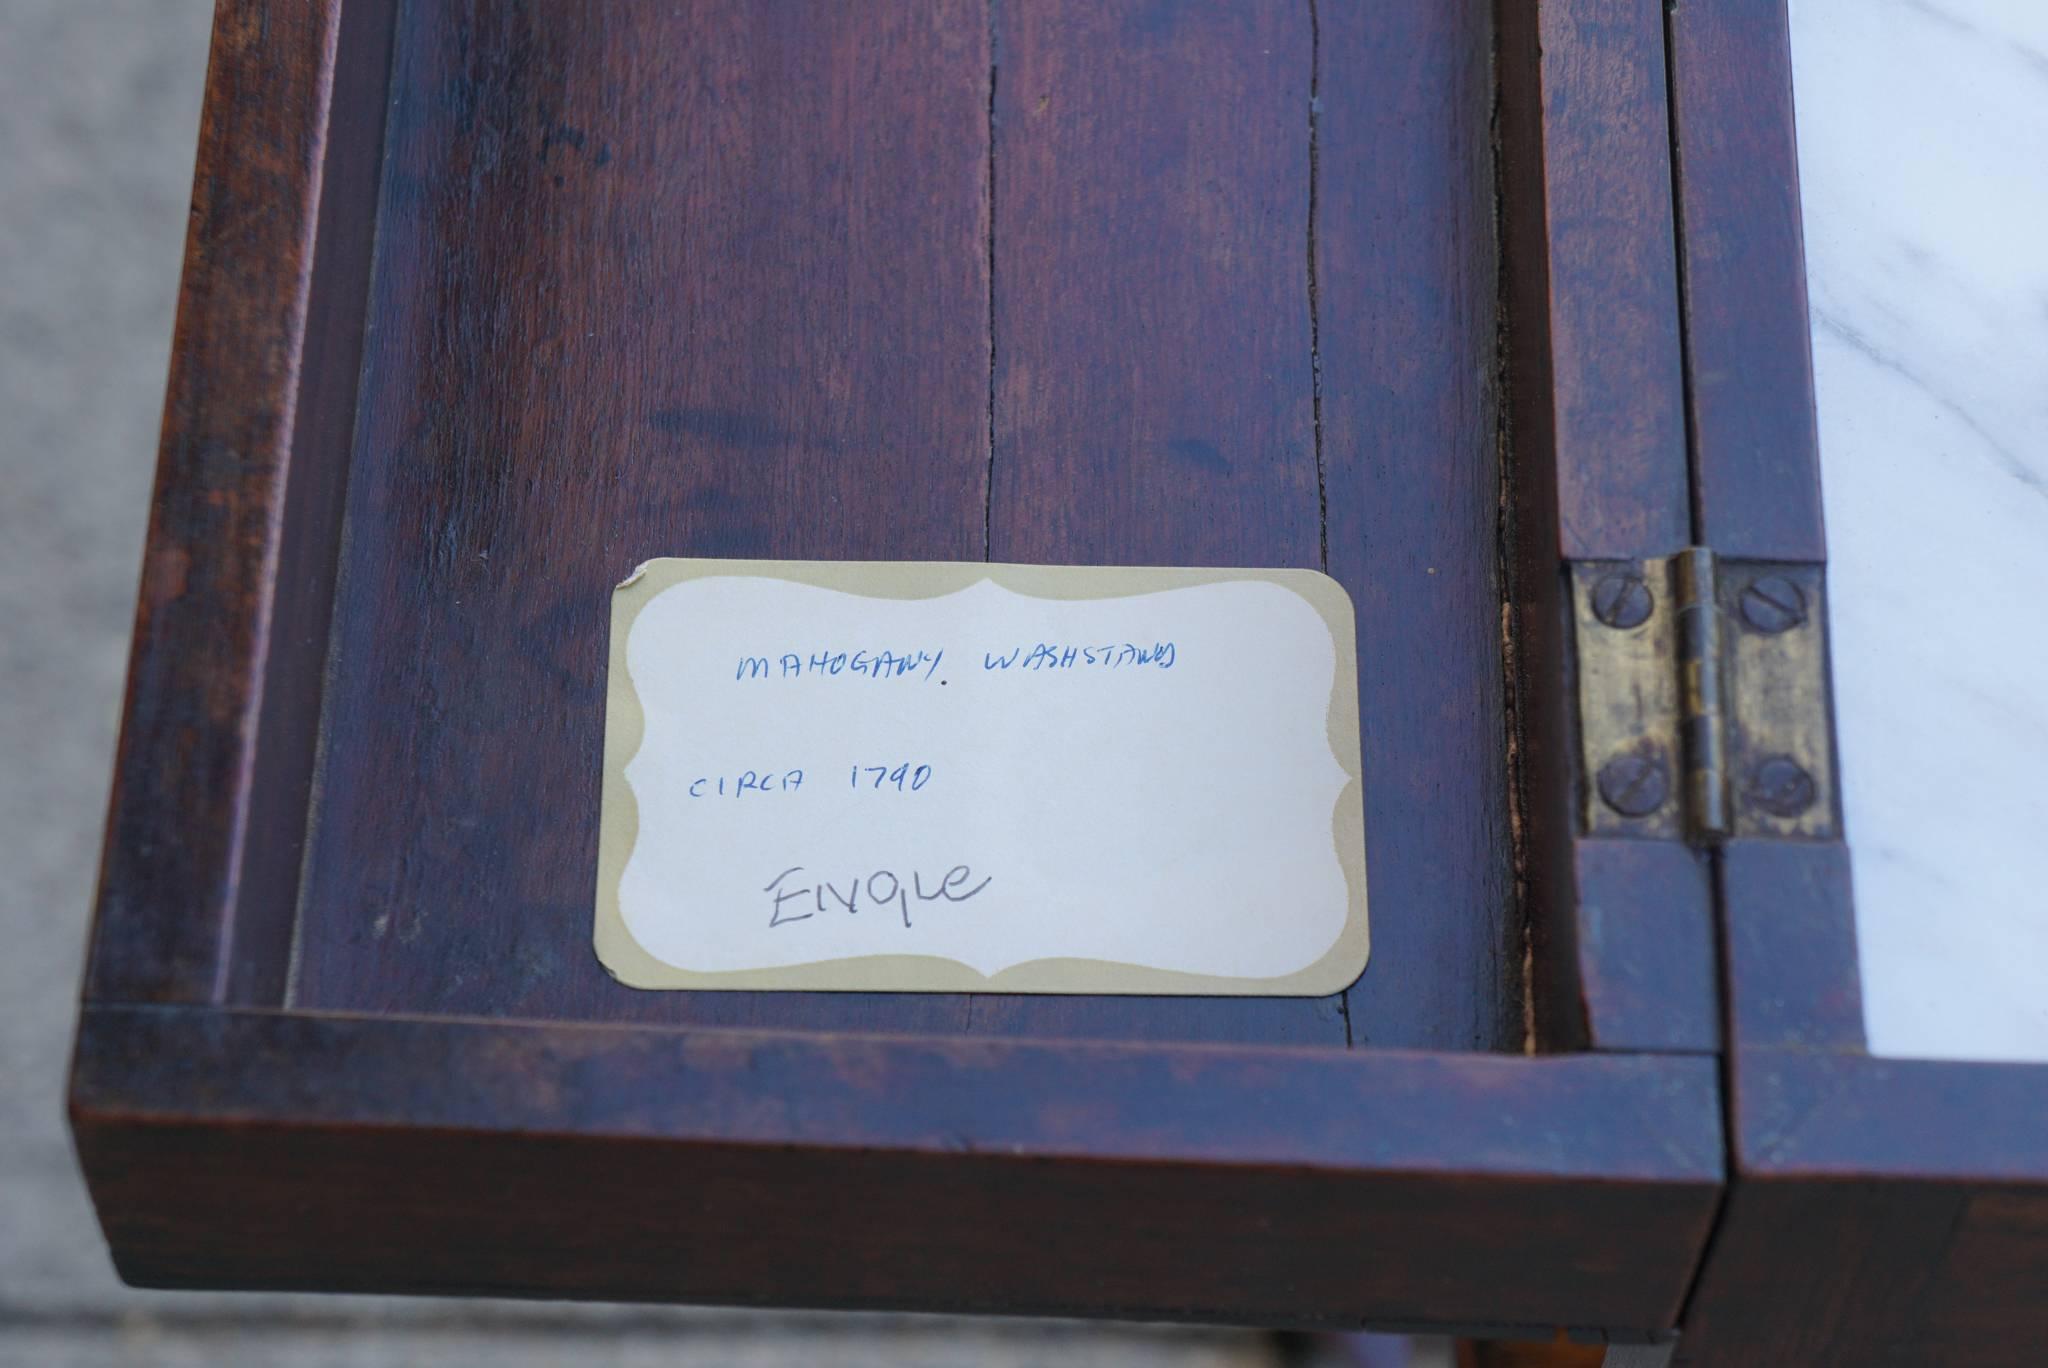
[
  {"xmin": 982, "ymin": 0, "xmax": 999, "ymax": 567},
  {"xmin": 1306, "ymin": 0, "xmax": 1329, "ymax": 578},
  {"xmin": 1663, "ymin": 1, "xmax": 1741, "ymax": 1344},
  {"xmin": 966, "ymin": 0, "xmax": 999, "ymax": 1035},
  {"xmin": 1484, "ymin": 7, "xmax": 1538, "ymax": 1059},
  {"xmin": 1305, "ymin": 0, "xmax": 1350, "ymax": 1049},
  {"xmin": 281, "ymin": 0, "xmax": 405, "ymax": 1010}
]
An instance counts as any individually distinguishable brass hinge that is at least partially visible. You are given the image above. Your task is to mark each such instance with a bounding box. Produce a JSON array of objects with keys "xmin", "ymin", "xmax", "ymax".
[{"xmin": 1570, "ymin": 547, "xmax": 1837, "ymax": 844}]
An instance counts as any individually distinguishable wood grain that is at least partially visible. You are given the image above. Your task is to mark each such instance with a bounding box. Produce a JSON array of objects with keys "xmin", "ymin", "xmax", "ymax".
[
  {"xmin": 1570, "ymin": 840, "xmax": 1717, "ymax": 1053},
  {"xmin": 1317, "ymin": 0, "xmax": 1519, "ymax": 1050},
  {"xmin": 1665, "ymin": 0, "xmax": 1825, "ymax": 562},
  {"xmin": 291, "ymin": 0, "xmax": 992, "ymax": 1033},
  {"xmin": 67, "ymin": 0, "xmax": 1744, "ymax": 1332},
  {"xmin": 1681, "ymin": 1049, "xmax": 2048, "ymax": 1365},
  {"xmin": 1496, "ymin": 0, "xmax": 1712, "ymax": 1054},
  {"xmin": 1494, "ymin": 0, "xmax": 1691, "ymax": 564},
  {"xmin": 1663, "ymin": 3, "xmax": 2048, "ymax": 1360},
  {"xmin": 974, "ymin": 0, "xmax": 1335, "ymax": 1043},
  {"xmin": 226, "ymin": 0, "xmax": 399, "ymax": 1005},
  {"xmin": 72, "ymin": 1005, "xmax": 1722, "ymax": 1333},
  {"xmin": 286, "ymin": 0, "xmax": 1529, "ymax": 1050},
  {"xmin": 1718, "ymin": 839, "xmax": 1863, "ymax": 1050},
  {"xmin": 1677, "ymin": 1176, "xmax": 1964, "ymax": 1367},
  {"xmin": 84, "ymin": 0, "xmax": 345, "ymax": 1005}
]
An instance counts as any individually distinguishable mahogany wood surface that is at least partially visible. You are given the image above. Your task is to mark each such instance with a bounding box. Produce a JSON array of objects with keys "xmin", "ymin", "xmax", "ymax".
[
  {"xmin": 1461, "ymin": 1342, "xmax": 1605, "ymax": 1368},
  {"xmin": 280, "ymin": 0, "xmax": 1524, "ymax": 1049},
  {"xmin": 1665, "ymin": 0, "xmax": 1825, "ymax": 562},
  {"xmin": 71, "ymin": 0, "xmax": 1738, "ymax": 1334},
  {"xmin": 1680, "ymin": 1050, "xmax": 2048, "ymax": 1367},
  {"xmin": 1717, "ymin": 838, "xmax": 1862, "ymax": 1052},
  {"xmin": 1663, "ymin": 2, "xmax": 2048, "ymax": 1360},
  {"xmin": 71, "ymin": 1005, "xmax": 1721, "ymax": 1332},
  {"xmin": 1567, "ymin": 841, "xmax": 1716, "ymax": 1054},
  {"xmin": 1316, "ymin": 0, "xmax": 1517, "ymax": 1052},
  {"xmin": 294, "ymin": 0, "xmax": 994, "ymax": 1034},
  {"xmin": 1495, "ymin": 0, "xmax": 1716, "ymax": 1055},
  {"xmin": 1494, "ymin": 0, "xmax": 1690, "ymax": 566},
  {"xmin": 227, "ymin": 0, "xmax": 399, "ymax": 1006},
  {"xmin": 87, "ymin": 0, "xmax": 2048, "ymax": 1350},
  {"xmin": 975, "ymin": 0, "xmax": 1332, "ymax": 1045},
  {"xmin": 1680, "ymin": 839, "xmax": 2048, "ymax": 1363},
  {"xmin": 84, "ymin": 0, "xmax": 347, "ymax": 1006}
]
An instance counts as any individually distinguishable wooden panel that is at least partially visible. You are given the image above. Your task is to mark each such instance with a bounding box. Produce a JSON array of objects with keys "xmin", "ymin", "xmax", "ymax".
[
  {"xmin": 1497, "ymin": 0, "xmax": 1706, "ymax": 1054},
  {"xmin": 975, "ymin": 0, "xmax": 1335, "ymax": 1043},
  {"xmin": 84, "ymin": 0, "xmax": 346, "ymax": 1005},
  {"xmin": 292, "ymin": 0, "xmax": 991, "ymax": 1033},
  {"xmin": 1663, "ymin": 5, "xmax": 2048, "ymax": 1361},
  {"xmin": 1680, "ymin": 1049, "xmax": 2048, "ymax": 1364},
  {"xmin": 1734, "ymin": 1051, "xmax": 2048, "ymax": 1181},
  {"xmin": 1931, "ymin": 1193, "xmax": 2048, "ymax": 1356},
  {"xmin": 226, "ymin": 0, "xmax": 399, "ymax": 1004},
  {"xmin": 1526, "ymin": 837, "xmax": 1719, "ymax": 1057},
  {"xmin": 1676, "ymin": 1177, "xmax": 1964, "ymax": 1367},
  {"xmin": 1719, "ymin": 839, "xmax": 1863, "ymax": 1050},
  {"xmin": 1317, "ymin": 0, "xmax": 1518, "ymax": 1050},
  {"xmin": 67, "ymin": 1, "xmax": 1740, "ymax": 1333},
  {"xmin": 1571, "ymin": 840, "xmax": 1717, "ymax": 1053},
  {"xmin": 71, "ymin": 1007, "xmax": 1723, "ymax": 1332},
  {"xmin": 290, "ymin": 0, "xmax": 1528, "ymax": 1050},
  {"xmin": 989, "ymin": 1, "xmax": 1317, "ymax": 569},
  {"xmin": 1494, "ymin": 0, "xmax": 1690, "ymax": 563},
  {"xmin": 1666, "ymin": 0, "xmax": 1825, "ymax": 561}
]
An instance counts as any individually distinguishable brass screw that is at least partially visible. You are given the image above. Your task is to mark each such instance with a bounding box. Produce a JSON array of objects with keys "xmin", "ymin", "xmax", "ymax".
[
  {"xmin": 1591, "ymin": 572, "xmax": 1653, "ymax": 629},
  {"xmin": 1739, "ymin": 576, "xmax": 1806, "ymax": 634},
  {"xmin": 1597, "ymin": 751, "xmax": 1670, "ymax": 818},
  {"xmin": 1747, "ymin": 754, "xmax": 1817, "ymax": 818}
]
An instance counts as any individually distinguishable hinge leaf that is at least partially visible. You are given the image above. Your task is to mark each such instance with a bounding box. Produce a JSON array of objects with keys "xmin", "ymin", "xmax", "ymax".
[{"xmin": 1571, "ymin": 548, "xmax": 1837, "ymax": 844}]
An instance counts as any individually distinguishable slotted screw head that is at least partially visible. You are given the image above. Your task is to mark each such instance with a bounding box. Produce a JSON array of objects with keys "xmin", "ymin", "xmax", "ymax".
[
  {"xmin": 1591, "ymin": 572, "xmax": 1654, "ymax": 629},
  {"xmin": 1597, "ymin": 751, "xmax": 1670, "ymax": 818},
  {"xmin": 1747, "ymin": 754, "xmax": 1817, "ymax": 818},
  {"xmin": 1740, "ymin": 575, "xmax": 1807, "ymax": 634}
]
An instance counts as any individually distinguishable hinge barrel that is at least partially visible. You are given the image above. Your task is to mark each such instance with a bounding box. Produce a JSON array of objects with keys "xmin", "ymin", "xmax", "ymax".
[
  {"xmin": 1570, "ymin": 547, "xmax": 1836, "ymax": 845},
  {"xmin": 1673, "ymin": 548, "xmax": 1730, "ymax": 841}
]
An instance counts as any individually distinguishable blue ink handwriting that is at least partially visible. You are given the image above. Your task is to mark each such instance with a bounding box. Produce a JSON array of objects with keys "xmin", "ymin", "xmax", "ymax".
[{"xmin": 764, "ymin": 863, "xmax": 993, "ymax": 929}]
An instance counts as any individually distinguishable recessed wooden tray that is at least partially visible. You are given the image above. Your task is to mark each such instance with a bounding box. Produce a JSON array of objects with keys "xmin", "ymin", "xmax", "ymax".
[{"xmin": 71, "ymin": 0, "xmax": 1723, "ymax": 1340}]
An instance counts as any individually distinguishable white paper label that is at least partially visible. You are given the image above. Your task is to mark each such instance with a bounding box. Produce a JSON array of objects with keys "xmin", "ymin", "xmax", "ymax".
[{"xmin": 594, "ymin": 560, "xmax": 1368, "ymax": 994}]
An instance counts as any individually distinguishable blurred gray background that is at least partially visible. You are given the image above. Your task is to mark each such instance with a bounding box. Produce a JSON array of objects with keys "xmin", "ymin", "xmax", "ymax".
[{"xmin": 0, "ymin": 3, "xmax": 1445, "ymax": 1365}]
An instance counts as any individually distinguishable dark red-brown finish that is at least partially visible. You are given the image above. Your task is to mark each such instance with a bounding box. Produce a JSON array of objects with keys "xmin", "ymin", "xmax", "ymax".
[
  {"xmin": 72, "ymin": 0, "xmax": 1738, "ymax": 1338},
  {"xmin": 72, "ymin": 1005, "xmax": 1720, "ymax": 1332},
  {"xmin": 288, "ymin": 0, "xmax": 992, "ymax": 1034},
  {"xmin": 1317, "ymin": 0, "xmax": 1520, "ymax": 1052},
  {"xmin": 1495, "ymin": 0, "xmax": 1715, "ymax": 1056},
  {"xmin": 1665, "ymin": 0, "xmax": 1825, "ymax": 562},
  {"xmin": 1568, "ymin": 840, "xmax": 1716, "ymax": 1053},
  {"xmin": 227, "ymin": 0, "xmax": 399, "ymax": 1005},
  {"xmin": 989, "ymin": 1, "xmax": 1317, "ymax": 574},
  {"xmin": 975, "ymin": 0, "xmax": 1336, "ymax": 1045},
  {"xmin": 1680, "ymin": 1050, "xmax": 2048, "ymax": 1367},
  {"xmin": 1494, "ymin": 0, "xmax": 1691, "ymax": 565},
  {"xmin": 1717, "ymin": 839, "xmax": 1862, "ymax": 1052},
  {"xmin": 85, "ymin": 0, "xmax": 346, "ymax": 1006},
  {"xmin": 275, "ymin": 0, "xmax": 1538, "ymax": 1051},
  {"xmin": 1663, "ymin": 3, "xmax": 2048, "ymax": 1360},
  {"xmin": 1681, "ymin": 837, "xmax": 2048, "ymax": 1362}
]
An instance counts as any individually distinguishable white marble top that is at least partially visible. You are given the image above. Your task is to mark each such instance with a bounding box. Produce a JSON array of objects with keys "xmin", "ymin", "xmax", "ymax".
[{"xmin": 1790, "ymin": 0, "xmax": 2048, "ymax": 1061}]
